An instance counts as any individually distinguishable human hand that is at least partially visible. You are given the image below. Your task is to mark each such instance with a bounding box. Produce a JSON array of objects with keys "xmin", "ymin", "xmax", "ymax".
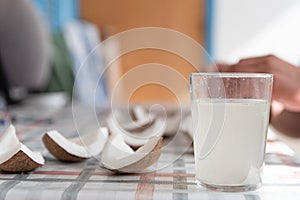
[{"xmin": 218, "ymin": 55, "xmax": 300, "ymax": 112}]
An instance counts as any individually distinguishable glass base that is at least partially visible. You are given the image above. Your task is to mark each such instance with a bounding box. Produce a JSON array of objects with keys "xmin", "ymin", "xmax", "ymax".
[{"xmin": 197, "ymin": 180, "xmax": 261, "ymax": 192}]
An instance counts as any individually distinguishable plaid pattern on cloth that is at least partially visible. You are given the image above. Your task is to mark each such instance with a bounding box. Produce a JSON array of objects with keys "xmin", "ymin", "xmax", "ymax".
[{"xmin": 1, "ymin": 97, "xmax": 300, "ymax": 200}]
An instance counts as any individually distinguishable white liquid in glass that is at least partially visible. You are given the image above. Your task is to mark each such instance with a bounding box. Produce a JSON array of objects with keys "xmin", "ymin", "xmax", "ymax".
[{"xmin": 192, "ymin": 99, "xmax": 270, "ymax": 186}]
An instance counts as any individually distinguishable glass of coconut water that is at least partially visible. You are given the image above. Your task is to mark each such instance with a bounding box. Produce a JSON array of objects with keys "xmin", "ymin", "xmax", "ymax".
[{"xmin": 190, "ymin": 73, "xmax": 273, "ymax": 192}]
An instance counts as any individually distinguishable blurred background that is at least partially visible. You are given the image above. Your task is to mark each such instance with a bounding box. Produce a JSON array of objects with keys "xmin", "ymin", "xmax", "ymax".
[{"xmin": 1, "ymin": 0, "xmax": 300, "ymax": 108}]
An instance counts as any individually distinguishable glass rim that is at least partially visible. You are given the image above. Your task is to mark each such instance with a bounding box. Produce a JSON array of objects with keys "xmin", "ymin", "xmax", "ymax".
[{"xmin": 190, "ymin": 72, "xmax": 273, "ymax": 78}]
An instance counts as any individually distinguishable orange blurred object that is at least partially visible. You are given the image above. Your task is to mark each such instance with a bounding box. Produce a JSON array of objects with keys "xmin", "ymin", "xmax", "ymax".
[{"xmin": 81, "ymin": 0, "xmax": 205, "ymax": 105}]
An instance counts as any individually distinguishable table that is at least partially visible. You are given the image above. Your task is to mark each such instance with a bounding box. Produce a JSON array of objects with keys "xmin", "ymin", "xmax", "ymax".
[{"xmin": 1, "ymin": 94, "xmax": 300, "ymax": 200}]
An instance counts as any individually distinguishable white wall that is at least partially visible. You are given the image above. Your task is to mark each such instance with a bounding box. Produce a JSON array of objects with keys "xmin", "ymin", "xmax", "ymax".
[{"xmin": 213, "ymin": 0, "xmax": 300, "ymax": 65}]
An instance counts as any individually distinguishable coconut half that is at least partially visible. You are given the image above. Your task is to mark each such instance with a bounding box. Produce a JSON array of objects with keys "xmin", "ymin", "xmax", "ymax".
[
  {"xmin": 0, "ymin": 125, "xmax": 44, "ymax": 172},
  {"xmin": 131, "ymin": 105, "xmax": 149, "ymax": 120},
  {"xmin": 43, "ymin": 127, "xmax": 108, "ymax": 162},
  {"xmin": 121, "ymin": 106, "xmax": 154, "ymax": 131},
  {"xmin": 101, "ymin": 134, "xmax": 163, "ymax": 173},
  {"xmin": 107, "ymin": 113, "xmax": 166, "ymax": 147}
]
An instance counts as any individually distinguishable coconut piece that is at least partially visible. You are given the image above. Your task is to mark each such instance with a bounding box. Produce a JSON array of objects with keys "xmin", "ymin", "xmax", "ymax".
[
  {"xmin": 43, "ymin": 127, "xmax": 108, "ymax": 162},
  {"xmin": 101, "ymin": 134, "xmax": 163, "ymax": 173},
  {"xmin": 122, "ymin": 106, "xmax": 154, "ymax": 132},
  {"xmin": 130, "ymin": 105, "xmax": 148, "ymax": 120},
  {"xmin": 143, "ymin": 106, "xmax": 183, "ymax": 136},
  {"xmin": 107, "ymin": 114, "xmax": 166, "ymax": 147},
  {"xmin": 0, "ymin": 125, "xmax": 44, "ymax": 172}
]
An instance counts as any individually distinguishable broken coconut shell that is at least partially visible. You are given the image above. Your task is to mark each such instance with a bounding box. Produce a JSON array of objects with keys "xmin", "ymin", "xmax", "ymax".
[
  {"xmin": 101, "ymin": 134, "xmax": 163, "ymax": 173},
  {"xmin": 0, "ymin": 150, "xmax": 43, "ymax": 172},
  {"xmin": 43, "ymin": 127, "xmax": 108, "ymax": 162},
  {"xmin": 0, "ymin": 125, "xmax": 44, "ymax": 172},
  {"xmin": 107, "ymin": 113, "xmax": 166, "ymax": 147},
  {"xmin": 43, "ymin": 134, "xmax": 85, "ymax": 162},
  {"xmin": 118, "ymin": 137, "xmax": 163, "ymax": 173},
  {"xmin": 121, "ymin": 106, "xmax": 154, "ymax": 132}
]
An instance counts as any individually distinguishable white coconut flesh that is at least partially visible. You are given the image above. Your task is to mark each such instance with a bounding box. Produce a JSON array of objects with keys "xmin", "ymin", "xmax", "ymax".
[
  {"xmin": 132, "ymin": 106, "xmax": 148, "ymax": 119},
  {"xmin": 121, "ymin": 116, "xmax": 154, "ymax": 131},
  {"xmin": 44, "ymin": 127, "xmax": 108, "ymax": 158},
  {"xmin": 120, "ymin": 106, "xmax": 154, "ymax": 131},
  {"xmin": 107, "ymin": 114, "xmax": 166, "ymax": 147},
  {"xmin": 101, "ymin": 134, "xmax": 162, "ymax": 171},
  {"xmin": 0, "ymin": 125, "xmax": 44, "ymax": 168}
]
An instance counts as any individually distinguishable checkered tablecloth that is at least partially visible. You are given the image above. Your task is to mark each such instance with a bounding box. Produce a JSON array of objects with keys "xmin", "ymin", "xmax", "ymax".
[{"xmin": 1, "ymin": 97, "xmax": 300, "ymax": 200}]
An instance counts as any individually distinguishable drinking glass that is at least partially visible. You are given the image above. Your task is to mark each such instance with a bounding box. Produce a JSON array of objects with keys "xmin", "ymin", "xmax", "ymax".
[{"xmin": 190, "ymin": 73, "xmax": 273, "ymax": 192}]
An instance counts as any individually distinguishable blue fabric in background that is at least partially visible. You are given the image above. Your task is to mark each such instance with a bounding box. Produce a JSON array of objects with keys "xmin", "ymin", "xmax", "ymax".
[
  {"xmin": 32, "ymin": 0, "xmax": 109, "ymax": 108},
  {"xmin": 205, "ymin": 0, "xmax": 214, "ymax": 63},
  {"xmin": 32, "ymin": 0, "xmax": 79, "ymax": 33}
]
